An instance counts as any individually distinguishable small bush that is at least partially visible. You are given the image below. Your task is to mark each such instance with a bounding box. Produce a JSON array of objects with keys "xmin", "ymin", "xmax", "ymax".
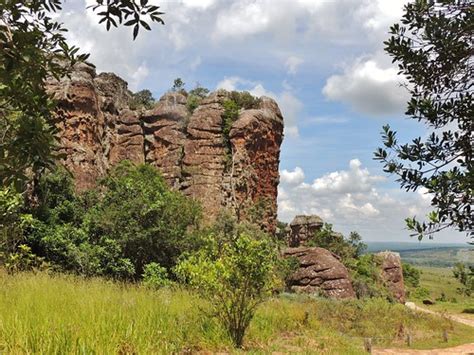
[
  {"xmin": 129, "ymin": 89, "xmax": 155, "ymax": 110},
  {"xmin": 175, "ymin": 232, "xmax": 278, "ymax": 348},
  {"xmin": 402, "ymin": 262, "xmax": 421, "ymax": 288},
  {"xmin": 142, "ymin": 262, "xmax": 170, "ymax": 289},
  {"xmin": 4, "ymin": 244, "xmax": 48, "ymax": 273},
  {"xmin": 186, "ymin": 84, "xmax": 210, "ymax": 114}
]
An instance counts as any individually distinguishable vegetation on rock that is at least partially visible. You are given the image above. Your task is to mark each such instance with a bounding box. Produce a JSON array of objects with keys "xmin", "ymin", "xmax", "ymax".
[{"xmin": 129, "ymin": 89, "xmax": 155, "ymax": 110}]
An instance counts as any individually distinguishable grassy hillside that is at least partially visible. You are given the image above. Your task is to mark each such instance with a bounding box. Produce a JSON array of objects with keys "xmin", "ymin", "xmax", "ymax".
[
  {"xmin": 366, "ymin": 242, "xmax": 473, "ymax": 267},
  {"xmin": 412, "ymin": 267, "xmax": 474, "ymax": 320},
  {"xmin": 1, "ymin": 271, "xmax": 473, "ymax": 354},
  {"xmin": 400, "ymin": 248, "xmax": 473, "ymax": 267}
]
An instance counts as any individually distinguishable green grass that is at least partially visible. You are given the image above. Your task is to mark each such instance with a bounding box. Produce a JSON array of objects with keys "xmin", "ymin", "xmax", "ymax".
[
  {"xmin": 1, "ymin": 271, "xmax": 474, "ymax": 354},
  {"xmin": 412, "ymin": 266, "xmax": 474, "ymax": 320},
  {"xmin": 400, "ymin": 247, "xmax": 473, "ymax": 267}
]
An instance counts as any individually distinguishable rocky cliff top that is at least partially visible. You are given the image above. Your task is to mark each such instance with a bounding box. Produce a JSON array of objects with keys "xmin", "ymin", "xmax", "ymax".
[{"xmin": 47, "ymin": 62, "xmax": 284, "ymax": 233}]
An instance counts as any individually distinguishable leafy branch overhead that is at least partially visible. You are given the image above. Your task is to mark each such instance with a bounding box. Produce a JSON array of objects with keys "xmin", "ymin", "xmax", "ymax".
[
  {"xmin": 89, "ymin": 0, "xmax": 164, "ymax": 39},
  {"xmin": 0, "ymin": 1, "xmax": 164, "ymax": 190},
  {"xmin": 374, "ymin": 0, "xmax": 473, "ymax": 240}
]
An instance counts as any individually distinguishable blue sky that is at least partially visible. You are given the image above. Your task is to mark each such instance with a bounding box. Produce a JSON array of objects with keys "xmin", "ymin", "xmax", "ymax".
[{"xmin": 60, "ymin": 0, "xmax": 468, "ymax": 243}]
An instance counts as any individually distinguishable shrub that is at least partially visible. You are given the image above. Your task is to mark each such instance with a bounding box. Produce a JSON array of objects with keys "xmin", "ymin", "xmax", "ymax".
[
  {"xmin": 412, "ymin": 287, "xmax": 431, "ymax": 300},
  {"xmin": 4, "ymin": 244, "xmax": 47, "ymax": 273},
  {"xmin": 129, "ymin": 89, "xmax": 155, "ymax": 110},
  {"xmin": 85, "ymin": 161, "xmax": 202, "ymax": 275},
  {"xmin": 171, "ymin": 78, "xmax": 186, "ymax": 93},
  {"xmin": 175, "ymin": 233, "xmax": 278, "ymax": 348},
  {"xmin": 186, "ymin": 85, "xmax": 210, "ymax": 114},
  {"xmin": 402, "ymin": 262, "xmax": 421, "ymax": 288},
  {"xmin": 142, "ymin": 262, "xmax": 170, "ymax": 289},
  {"xmin": 453, "ymin": 263, "xmax": 474, "ymax": 296},
  {"xmin": 19, "ymin": 162, "xmax": 202, "ymax": 279},
  {"xmin": 0, "ymin": 186, "xmax": 34, "ymax": 257},
  {"xmin": 228, "ymin": 91, "xmax": 261, "ymax": 110},
  {"xmin": 351, "ymin": 254, "xmax": 391, "ymax": 299},
  {"xmin": 307, "ymin": 223, "xmax": 366, "ymax": 263}
]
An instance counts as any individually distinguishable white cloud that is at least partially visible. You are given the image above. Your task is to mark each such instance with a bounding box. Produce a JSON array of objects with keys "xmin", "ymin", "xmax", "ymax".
[
  {"xmin": 129, "ymin": 62, "xmax": 149, "ymax": 91},
  {"xmin": 278, "ymin": 159, "xmax": 436, "ymax": 240},
  {"xmin": 302, "ymin": 116, "xmax": 349, "ymax": 125},
  {"xmin": 285, "ymin": 56, "xmax": 304, "ymax": 75},
  {"xmin": 281, "ymin": 167, "xmax": 305, "ymax": 185},
  {"xmin": 323, "ymin": 57, "xmax": 409, "ymax": 116},
  {"xmin": 181, "ymin": 0, "xmax": 215, "ymax": 9},
  {"xmin": 214, "ymin": 1, "xmax": 270, "ymax": 40}
]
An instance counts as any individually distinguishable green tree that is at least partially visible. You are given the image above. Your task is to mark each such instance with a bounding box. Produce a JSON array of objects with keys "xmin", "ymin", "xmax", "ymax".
[
  {"xmin": 402, "ymin": 262, "xmax": 421, "ymax": 288},
  {"xmin": 453, "ymin": 263, "xmax": 474, "ymax": 296},
  {"xmin": 375, "ymin": 0, "xmax": 473, "ymax": 240},
  {"xmin": 130, "ymin": 89, "xmax": 155, "ymax": 110},
  {"xmin": 307, "ymin": 223, "xmax": 367, "ymax": 262},
  {"xmin": 172, "ymin": 78, "xmax": 185, "ymax": 92},
  {"xmin": 84, "ymin": 161, "xmax": 202, "ymax": 274},
  {"xmin": 0, "ymin": 186, "xmax": 33, "ymax": 257},
  {"xmin": 175, "ymin": 232, "xmax": 278, "ymax": 348},
  {"xmin": 0, "ymin": 1, "xmax": 164, "ymax": 191},
  {"xmin": 17, "ymin": 162, "xmax": 200, "ymax": 279},
  {"xmin": 186, "ymin": 83, "xmax": 210, "ymax": 114}
]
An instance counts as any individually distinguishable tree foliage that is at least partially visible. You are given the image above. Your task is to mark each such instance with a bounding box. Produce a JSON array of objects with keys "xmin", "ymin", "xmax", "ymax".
[
  {"xmin": 307, "ymin": 223, "xmax": 367, "ymax": 263},
  {"xmin": 453, "ymin": 262, "xmax": 474, "ymax": 296},
  {"xmin": 130, "ymin": 89, "xmax": 155, "ymax": 110},
  {"xmin": 175, "ymin": 232, "xmax": 278, "ymax": 348},
  {"xmin": 0, "ymin": 0, "xmax": 164, "ymax": 190},
  {"xmin": 4, "ymin": 162, "xmax": 201, "ymax": 279},
  {"xmin": 375, "ymin": 0, "xmax": 473, "ymax": 240}
]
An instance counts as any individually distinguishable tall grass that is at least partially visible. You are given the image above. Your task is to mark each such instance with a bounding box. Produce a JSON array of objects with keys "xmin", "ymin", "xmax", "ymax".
[{"xmin": 1, "ymin": 271, "xmax": 473, "ymax": 354}]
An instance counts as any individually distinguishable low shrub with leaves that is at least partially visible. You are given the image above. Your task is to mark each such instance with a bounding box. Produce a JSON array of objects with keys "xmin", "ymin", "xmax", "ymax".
[
  {"xmin": 6, "ymin": 162, "xmax": 202, "ymax": 280},
  {"xmin": 175, "ymin": 232, "xmax": 278, "ymax": 348},
  {"xmin": 142, "ymin": 262, "xmax": 170, "ymax": 289}
]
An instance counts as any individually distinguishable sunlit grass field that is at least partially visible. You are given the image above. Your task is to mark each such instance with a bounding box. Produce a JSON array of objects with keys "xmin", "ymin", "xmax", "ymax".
[
  {"xmin": 414, "ymin": 266, "xmax": 474, "ymax": 320},
  {"xmin": 1, "ymin": 271, "xmax": 473, "ymax": 354}
]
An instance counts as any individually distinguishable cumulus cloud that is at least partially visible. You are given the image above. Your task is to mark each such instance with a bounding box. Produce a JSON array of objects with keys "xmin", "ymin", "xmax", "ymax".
[
  {"xmin": 285, "ymin": 56, "xmax": 304, "ymax": 75},
  {"xmin": 216, "ymin": 77, "xmax": 303, "ymax": 138},
  {"xmin": 281, "ymin": 167, "xmax": 305, "ymax": 185},
  {"xmin": 278, "ymin": 160, "xmax": 434, "ymax": 240},
  {"xmin": 322, "ymin": 57, "xmax": 409, "ymax": 116}
]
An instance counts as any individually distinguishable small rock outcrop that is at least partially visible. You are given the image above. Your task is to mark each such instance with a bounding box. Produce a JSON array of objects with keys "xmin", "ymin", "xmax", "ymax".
[
  {"xmin": 283, "ymin": 247, "xmax": 356, "ymax": 299},
  {"xmin": 288, "ymin": 215, "xmax": 324, "ymax": 247},
  {"xmin": 47, "ymin": 62, "xmax": 284, "ymax": 233},
  {"xmin": 376, "ymin": 251, "xmax": 406, "ymax": 303}
]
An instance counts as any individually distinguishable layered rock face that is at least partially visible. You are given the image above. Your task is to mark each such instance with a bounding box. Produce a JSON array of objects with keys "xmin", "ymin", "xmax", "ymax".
[
  {"xmin": 376, "ymin": 251, "xmax": 406, "ymax": 303},
  {"xmin": 47, "ymin": 63, "xmax": 284, "ymax": 232},
  {"xmin": 288, "ymin": 215, "xmax": 324, "ymax": 247},
  {"xmin": 283, "ymin": 247, "xmax": 356, "ymax": 299},
  {"xmin": 284, "ymin": 215, "xmax": 356, "ymax": 299}
]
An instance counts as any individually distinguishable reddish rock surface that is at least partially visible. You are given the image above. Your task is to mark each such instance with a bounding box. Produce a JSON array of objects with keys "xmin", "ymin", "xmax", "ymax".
[
  {"xmin": 288, "ymin": 215, "xmax": 324, "ymax": 247},
  {"xmin": 376, "ymin": 251, "xmax": 406, "ymax": 303},
  {"xmin": 283, "ymin": 247, "xmax": 356, "ymax": 299},
  {"xmin": 47, "ymin": 63, "xmax": 283, "ymax": 233}
]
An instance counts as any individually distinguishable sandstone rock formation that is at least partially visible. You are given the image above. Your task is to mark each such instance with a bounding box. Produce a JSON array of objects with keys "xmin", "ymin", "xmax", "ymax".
[
  {"xmin": 376, "ymin": 251, "xmax": 406, "ymax": 303},
  {"xmin": 288, "ymin": 215, "xmax": 324, "ymax": 247},
  {"xmin": 47, "ymin": 63, "xmax": 284, "ymax": 233},
  {"xmin": 283, "ymin": 247, "xmax": 356, "ymax": 299}
]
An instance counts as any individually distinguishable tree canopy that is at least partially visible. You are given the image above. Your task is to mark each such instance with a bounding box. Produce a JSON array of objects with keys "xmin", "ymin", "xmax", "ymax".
[
  {"xmin": 375, "ymin": 0, "xmax": 473, "ymax": 240},
  {"xmin": 0, "ymin": 0, "xmax": 164, "ymax": 190}
]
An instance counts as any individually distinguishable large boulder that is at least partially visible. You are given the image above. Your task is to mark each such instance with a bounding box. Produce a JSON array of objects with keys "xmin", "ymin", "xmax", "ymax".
[
  {"xmin": 283, "ymin": 247, "xmax": 356, "ymax": 299},
  {"xmin": 47, "ymin": 63, "xmax": 284, "ymax": 233},
  {"xmin": 376, "ymin": 251, "xmax": 406, "ymax": 303},
  {"xmin": 288, "ymin": 215, "xmax": 323, "ymax": 247}
]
